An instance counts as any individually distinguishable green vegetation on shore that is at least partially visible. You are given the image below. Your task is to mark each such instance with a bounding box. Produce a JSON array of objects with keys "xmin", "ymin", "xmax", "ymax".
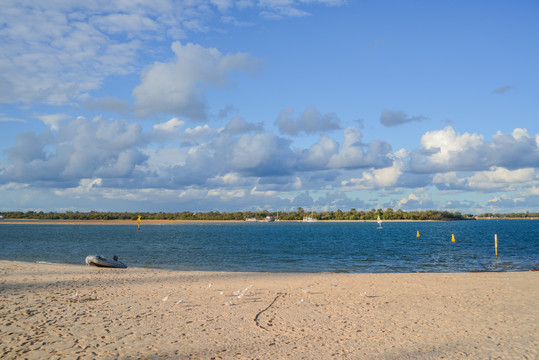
[
  {"xmin": 0, "ymin": 208, "xmax": 476, "ymax": 221},
  {"xmin": 1, "ymin": 209, "xmax": 536, "ymax": 222}
]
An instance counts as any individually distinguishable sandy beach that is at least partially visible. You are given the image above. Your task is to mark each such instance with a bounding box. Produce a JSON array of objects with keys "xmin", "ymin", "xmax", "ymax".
[{"xmin": 0, "ymin": 261, "xmax": 537, "ymax": 359}]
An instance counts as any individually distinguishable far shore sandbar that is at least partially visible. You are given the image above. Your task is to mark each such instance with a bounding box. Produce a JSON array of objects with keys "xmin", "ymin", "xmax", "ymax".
[{"xmin": 0, "ymin": 219, "xmax": 443, "ymax": 225}]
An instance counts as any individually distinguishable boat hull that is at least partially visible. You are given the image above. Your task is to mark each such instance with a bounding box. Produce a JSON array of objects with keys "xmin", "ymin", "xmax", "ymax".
[{"xmin": 85, "ymin": 255, "xmax": 127, "ymax": 268}]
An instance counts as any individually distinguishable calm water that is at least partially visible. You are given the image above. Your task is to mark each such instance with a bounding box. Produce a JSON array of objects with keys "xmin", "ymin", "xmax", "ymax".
[{"xmin": 0, "ymin": 220, "xmax": 537, "ymax": 273}]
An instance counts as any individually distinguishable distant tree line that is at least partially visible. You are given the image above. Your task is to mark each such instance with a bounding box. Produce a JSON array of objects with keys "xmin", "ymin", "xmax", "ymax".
[
  {"xmin": 476, "ymin": 212, "xmax": 539, "ymax": 219},
  {"xmin": 0, "ymin": 208, "xmax": 489, "ymax": 221}
]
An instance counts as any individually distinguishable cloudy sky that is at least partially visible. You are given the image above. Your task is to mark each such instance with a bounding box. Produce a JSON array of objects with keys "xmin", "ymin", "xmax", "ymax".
[{"xmin": 1, "ymin": 0, "xmax": 538, "ymax": 214}]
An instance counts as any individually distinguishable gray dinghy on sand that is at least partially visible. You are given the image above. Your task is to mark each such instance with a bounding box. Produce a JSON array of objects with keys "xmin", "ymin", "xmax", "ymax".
[{"xmin": 85, "ymin": 255, "xmax": 127, "ymax": 268}]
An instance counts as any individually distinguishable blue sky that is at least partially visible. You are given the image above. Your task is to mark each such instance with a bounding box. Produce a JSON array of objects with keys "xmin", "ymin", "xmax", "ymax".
[{"xmin": 1, "ymin": 0, "xmax": 538, "ymax": 213}]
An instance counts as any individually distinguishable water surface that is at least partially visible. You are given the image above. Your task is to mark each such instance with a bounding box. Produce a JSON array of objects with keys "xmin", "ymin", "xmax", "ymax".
[{"xmin": 0, "ymin": 220, "xmax": 537, "ymax": 273}]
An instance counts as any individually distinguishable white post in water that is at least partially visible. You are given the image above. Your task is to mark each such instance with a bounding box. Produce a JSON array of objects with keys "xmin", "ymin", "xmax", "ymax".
[{"xmin": 495, "ymin": 234, "xmax": 498, "ymax": 258}]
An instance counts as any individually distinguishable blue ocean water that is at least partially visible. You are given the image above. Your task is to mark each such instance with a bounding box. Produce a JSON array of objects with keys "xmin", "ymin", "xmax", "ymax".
[{"xmin": 0, "ymin": 220, "xmax": 537, "ymax": 273}]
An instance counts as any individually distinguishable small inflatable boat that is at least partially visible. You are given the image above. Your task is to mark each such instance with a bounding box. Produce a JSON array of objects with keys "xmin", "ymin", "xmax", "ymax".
[{"xmin": 85, "ymin": 255, "xmax": 127, "ymax": 268}]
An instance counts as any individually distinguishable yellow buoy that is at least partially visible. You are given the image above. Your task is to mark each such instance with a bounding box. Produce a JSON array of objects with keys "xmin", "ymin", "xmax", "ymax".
[
  {"xmin": 416, "ymin": 230, "xmax": 420, "ymax": 237},
  {"xmin": 451, "ymin": 234, "xmax": 455, "ymax": 242}
]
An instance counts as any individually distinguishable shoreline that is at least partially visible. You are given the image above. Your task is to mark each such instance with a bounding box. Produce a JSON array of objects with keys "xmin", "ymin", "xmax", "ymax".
[
  {"xmin": 1, "ymin": 260, "xmax": 537, "ymax": 359},
  {"xmin": 1, "ymin": 219, "xmax": 455, "ymax": 225},
  {"xmin": 1, "ymin": 218, "xmax": 536, "ymax": 225},
  {"xmin": 4, "ymin": 259, "xmax": 538, "ymax": 274}
]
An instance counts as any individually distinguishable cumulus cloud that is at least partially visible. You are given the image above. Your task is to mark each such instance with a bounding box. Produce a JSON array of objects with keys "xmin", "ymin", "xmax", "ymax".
[
  {"xmin": 1, "ymin": 112, "xmax": 537, "ymax": 213},
  {"xmin": 433, "ymin": 167, "xmax": 537, "ymax": 192},
  {"xmin": 380, "ymin": 109, "xmax": 428, "ymax": 127},
  {"xmin": 327, "ymin": 127, "xmax": 392, "ymax": 169},
  {"xmin": 82, "ymin": 97, "xmax": 130, "ymax": 114},
  {"xmin": 54, "ymin": 178, "xmax": 103, "ymax": 199},
  {"xmin": 298, "ymin": 136, "xmax": 339, "ymax": 170},
  {"xmin": 295, "ymin": 128, "xmax": 394, "ymax": 172},
  {"xmin": 340, "ymin": 149, "xmax": 406, "ymax": 190},
  {"xmin": 1, "ymin": 116, "xmax": 146, "ymax": 184},
  {"xmin": 148, "ymin": 118, "xmax": 185, "ymax": 144},
  {"xmin": 208, "ymin": 172, "xmax": 249, "ymax": 187},
  {"xmin": 486, "ymin": 193, "xmax": 537, "ymax": 212},
  {"xmin": 37, "ymin": 113, "xmax": 71, "ymax": 131},
  {"xmin": 229, "ymin": 133, "xmax": 295, "ymax": 176},
  {"xmin": 396, "ymin": 192, "xmax": 435, "ymax": 210},
  {"xmin": 468, "ymin": 167, "xmax": 536, "ymax": 191},
  {"xmin": 139, "ymin": 121, "xmax": 296, "ymax": 188},
  {"xmin": 254, "ymin": 176, "xmax": 303, "ymax": 192},
  {"xmin": 275, "ymin": 106, "xmax": 341, "ymax": 136},
  {"xmin": 224, "ymin": 116, "xmax": 264, "ymax": 134},
  {"xmin": 154, "ymin": 118, "xmax": 185, "ymax": 133},
  {"xmin": 133, "ymin": 41, "xmax": 260, "ymax": 120},
  {"xmin": 410, "ymin": 127, "xmax": 539, "ymax": 173},
  {"xmin": 217, "ymin": 105, "xmax": 238, "ymax": 119},
  {"xmin": 183, "ymin": 125, "xmax": 221, "ymax": 145}
]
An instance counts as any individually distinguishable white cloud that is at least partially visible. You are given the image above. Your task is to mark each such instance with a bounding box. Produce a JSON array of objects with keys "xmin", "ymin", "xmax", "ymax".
[
  {"xmin": 485, "ymin": 192, "xmax": 538, "ymax": 212},
  {"xmin": 0, "ymin": 2, "xmax": 141, "ymax": 105},
  {"xmin": 1, "ymin": 112, "xmax": 537, "ymax": 213},
  {"xmin": 275, "ymin": 106, "xmax": 340, "ymax": 135},
  {"xmin": 432, "ymin": 172, "xmax": 466, "ymax": 190},
  {"xmin": 467, "ymin": 167, "xmax": 536, "ymax": 191},
  {"xmin": 0, "ymin": 1, "xmax": 345, "ymax": 107},
  {"xmin": 142, "ymin": 148, "xmax": 188, "ymax": 176},
  {"xmin": 0, "ymin": 114, "xmax": 26, "ymax": 123},
  {"xmin": 418, "ymin": 126, "xmax": 483, "ymax": 165},
  {"xmin": 396, "ymin": 192, "xmax": 434, "ymax": 210},
  {"xmin": 37, "ymin": 113, "xmax": 71, "ymax": 131},
  {"xmin": 253, "ymin": 176, "xmax": 303, "ymax": 192},
  {"xmin": 250, "ymin": 186, "xmax": 278, "ymax": 197},
  {"xmin": 258, "ymin": 0, "xmax": 345, "ymax": 18},
  {"xmin": 224, "ymin": 116, "xmax": 264, "ymax": 134},
  {"xmin": 489, "ymin": 128, "xmax": 539, "ymax": 169},
  {"xmin": 328, "ymin": 127, "xmax": 392, "ymax": 169},
  {"xmin": 183, "ymin": 125, "xmax": 220, "ymax": 144},
  {"xmin": 380, "ymin": 109, "xmax": 428, "ymax": 127},
  {"xmin": 340, "ymin": 150, "xmax": 406, "ymax": 190},
  {"xmin": 229, "ymin": 133, "xmax": 295, "ymax": 176},
  {"xmin": 220, "ymin": 16, "xmax": 255, "ymax": 27},
  {"xmin": 82, "ymin": 96, "xmax": 130, "ymax": 114},
  {"xmin": 208, "ymin": 188, "xmax": 246, "ymax": 200},
  {"xmin": 433, "ymin": 167, "xmax": 537, "ymax": 192},
  {"xmin": 410, "ymin": 127, "xmax": 539, "ymax": 173},
  {"xmin": 211, "ymin": 0, "xmax": 235, "ymax": 12},
  {"xmin": 150, "ymin": 118, "xmax": 185, "ymax": 144},
  {"xmin": 90, "ymin": 13, "xmax": 160, "ymax": 35},
  {"xmin": 153, "ymin": 117, "xmax": 185, "ymax": 133},
  {"xmin": 133, "ymin": 41, "xmax": 260, "ymax": 120},
  {"xmin": 208, "ymin": 172, "xmax": 246, "ymax": 187},
  {"xmin": 1, "ymin": 116, "xmax": 146, "ymax": 183},
  {"xmin": 298, "ymin": 136, "xmax": 339, "ymax": 170},
  {"xmin": 54, "ymin": 178, "xmax": 103, "ymax": 198}
]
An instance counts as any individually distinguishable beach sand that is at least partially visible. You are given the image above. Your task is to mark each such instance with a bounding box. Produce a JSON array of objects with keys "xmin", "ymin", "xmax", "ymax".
[{"xmin": 0, "ymin": 261, "xmax": 537, "ymax": 359}]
